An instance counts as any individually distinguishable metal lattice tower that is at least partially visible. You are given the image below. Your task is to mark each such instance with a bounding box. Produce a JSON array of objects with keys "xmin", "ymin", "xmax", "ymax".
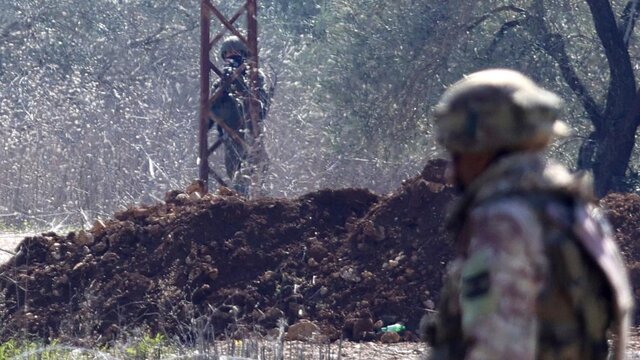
[{"xmin": 198, "ymin": 0, "xmax": 261, "ymax": 193}]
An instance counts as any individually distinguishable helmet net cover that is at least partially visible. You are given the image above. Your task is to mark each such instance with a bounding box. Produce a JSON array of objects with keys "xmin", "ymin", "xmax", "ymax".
[{"xmin": 434, "ymin": 69, "xmax": 565, "ymax": 153}]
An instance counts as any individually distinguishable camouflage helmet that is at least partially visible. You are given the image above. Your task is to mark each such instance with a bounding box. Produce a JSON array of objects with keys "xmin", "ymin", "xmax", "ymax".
[
  {"xmin": 219, "ymin": 36, "xmax": 249, "ymax": 60},
  {"xmin": 434, "ymin": 69, "xmax": 569, "ymax": 153}
]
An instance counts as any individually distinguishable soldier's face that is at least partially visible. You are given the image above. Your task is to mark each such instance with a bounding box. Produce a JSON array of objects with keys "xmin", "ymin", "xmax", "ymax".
[{"xmin": 449, "ymin": 152, "xmax": 495, "ymax": 190}]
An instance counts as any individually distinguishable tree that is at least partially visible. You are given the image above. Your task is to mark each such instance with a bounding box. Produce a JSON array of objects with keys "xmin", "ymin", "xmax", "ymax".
[
  {"xmin": 1, "ymin": 0, "xmax": 638, "ymax": 228},
  {"xmin": 0, "ymin": 0, "xmax": 201, "ymax": 226},
  {"xmin": 310, "ymin": 0, "xmax": 477, "ymax": 189},
  {"xmin": 578, "ymin": 0, "xmax": 639, "ymax": 196},
  {"xmin": 467, "ymin": 0, "xmax": 639, "ymax": 196}
]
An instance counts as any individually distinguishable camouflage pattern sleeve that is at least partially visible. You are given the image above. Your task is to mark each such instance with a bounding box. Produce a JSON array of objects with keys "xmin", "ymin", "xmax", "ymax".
[{"xmin": 462, "ymin": 199, "xmax": 547, "ymax": 360}]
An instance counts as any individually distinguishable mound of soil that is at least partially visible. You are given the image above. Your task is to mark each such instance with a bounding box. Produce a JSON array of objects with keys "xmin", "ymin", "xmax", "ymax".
[
  {"xmin": 600, "ymin": 192, "xmax": 640, "ymax": 322},
  {"xmin": 1, "ymin": 159, "xmax": 637, "ymax": 345},
  {"xmin": 0, "ymin": 160, "xmax": 455, "ymax": 344}
]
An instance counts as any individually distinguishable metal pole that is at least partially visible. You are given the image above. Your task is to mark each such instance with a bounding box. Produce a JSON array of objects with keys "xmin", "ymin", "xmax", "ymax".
[
  {"xmin": 247, "ymin": 0, "xmax": 259, "ymax": 68},
  {"xmin": 205, "ymin": 1, "xmax": 248, "ymax": 44},
  {"xmin": 245, "ymin": 0, "xmax": 263, "ymax": 197},
  {"xmin": 199, "ymin": 0, "xmax": 211, "ymax": 192},
  {"xmin": 210, "ymin": 6, "xmax": 247, "ymax": 48},
  {"xmin": 198, "ymin": 0, "xmax": 263, "ymax": 194},
  {"xmin": 246, "ymin": 0, "xmax": 260, "ymax": 138}
]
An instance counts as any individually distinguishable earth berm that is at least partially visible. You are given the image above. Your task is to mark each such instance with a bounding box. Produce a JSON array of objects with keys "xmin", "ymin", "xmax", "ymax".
[{"xmin": 1, "ymin": 159, "xmax": 638, "ymax": 346}]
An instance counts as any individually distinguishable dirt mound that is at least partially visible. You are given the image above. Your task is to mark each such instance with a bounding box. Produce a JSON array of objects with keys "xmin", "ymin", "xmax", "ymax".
[
  {"xmin": 2, "ymin": 163, "xmax": 637, "ymax": 345},
  {"xmin": 0, "ymin": 160, "xmax": 455, "ymax": 344},
  {"xmin": 601, "ymin": 192, "xmax": 640, "ymax": 322}
]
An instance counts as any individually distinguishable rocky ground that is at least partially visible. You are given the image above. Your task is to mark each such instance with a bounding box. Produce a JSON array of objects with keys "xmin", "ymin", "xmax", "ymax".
[{"xmin": 0, "ymin": 158, "xmax": 639, "ymax": 352}]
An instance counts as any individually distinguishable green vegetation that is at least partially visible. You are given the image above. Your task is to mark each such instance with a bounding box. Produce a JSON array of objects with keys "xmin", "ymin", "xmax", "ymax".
[
  {"xmin": 0, "ymin": 334, "xmax": 343, "ymax": 359},
  {"xmin": 122, "ymin": 334, "xmax": 167, "ymax": 359},
  {"xmin": 0, "ymin": 0, "xmax": 638, "ymax": 222},
  {"xmin": 0, "ymin": 340, "xmax": 97, "ymax": 360}
]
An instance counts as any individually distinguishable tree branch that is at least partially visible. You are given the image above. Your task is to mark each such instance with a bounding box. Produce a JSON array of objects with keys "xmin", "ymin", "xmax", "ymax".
[
  {"xmin": 127, "ymin": 22, "xmax": 198, "ymax": 49},
  {"xmin": 539, "ymin": 32, "xmax": 604, "ymax": 129},
  {"xmin": 475, "ymin": 4, "xmax": 604, "ymax": 127},
  {"xmin": 128, "ymin": 26, "xmax": 166, "ymax": 49},
  {"xmin": 585, "ymin": 0, "xmax": 636, "ymax": 118},
  {"xmin": 620, "ymin": 0, "xmax": 639, "ymax": 47},
  {"xmin": 523, "ymin": 0, "xmax": 606, "ymax": 129},
  {"xmin": 486, "ymin": 19, "xmax": 522, "ymax": 56},
  {"xmin": 466, "ymin": 5, "xmax": 527, "ymax": 32}
]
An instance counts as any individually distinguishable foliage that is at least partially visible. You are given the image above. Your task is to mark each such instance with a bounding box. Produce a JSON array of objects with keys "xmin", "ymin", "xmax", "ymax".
[
  {"xmin": 0, "ymin": 339, "xmax": 20, "ymax": 359},
  {"xmin": 123, "ymin": 333, "xmax": 166, "ymax": 359},
  {"xmin": 261, "ymin": 0, "xmax": 327, "ymax": 37},
  {"xmin": 316, "ymin": 1, "xmax": 472, "ymax": 182},
  {"xmin": 0, "ymin": 334, "xmax": 340, "ymax": 359},
  {"xmin": 0, "ymin": 0, "xmax": 638, "ymax": 226},
  {"xmin": 310, "ymin": 0, "xmax": 640, "ymax": 195},
  {"xmin": 0, "ymin": 339, "xmax": 70, "ymax": 359},
  {"xmin": 0, "ymin": 0, "xmax": 200, "ymax": 227}
]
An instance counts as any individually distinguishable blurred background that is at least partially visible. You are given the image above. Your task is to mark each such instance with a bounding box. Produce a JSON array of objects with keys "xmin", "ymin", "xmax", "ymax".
[{"xmin": 0, "ymin": 0, "xmax": 638, "ymax": 229}]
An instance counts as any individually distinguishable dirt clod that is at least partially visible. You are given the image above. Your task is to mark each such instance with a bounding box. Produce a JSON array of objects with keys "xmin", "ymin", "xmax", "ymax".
[{"xmin": 285, "ymin": 319, "xmax": 322, "ymax": 341}]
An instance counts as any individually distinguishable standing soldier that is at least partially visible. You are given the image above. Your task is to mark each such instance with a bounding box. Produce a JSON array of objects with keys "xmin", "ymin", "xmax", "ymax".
[
  {"xmin": 422, "ymin": 69, "xmax": 632, "ymax": 359},
  {"xmin": 209, "ymin": 36, "xmax": 270, "ymax": 195}
]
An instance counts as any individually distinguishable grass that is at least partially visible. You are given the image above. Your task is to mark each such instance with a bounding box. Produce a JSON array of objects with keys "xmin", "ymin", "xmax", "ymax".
[
  {"xmin": 0, "ymin": 334, "xmax": 344, "ymax": 359},
  {"xmin": 0, "ymin": 314, "xmax": 348, "ymax": 360}
]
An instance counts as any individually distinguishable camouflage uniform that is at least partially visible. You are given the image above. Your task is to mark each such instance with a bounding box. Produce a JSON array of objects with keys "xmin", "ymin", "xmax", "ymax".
[
  {"xmin": 210, "ymin": 36, "xmax": 270, "ymax": 195},
  {"xmin": 423, "ymin": 69, "xmax": 632, "ymax": 360}
]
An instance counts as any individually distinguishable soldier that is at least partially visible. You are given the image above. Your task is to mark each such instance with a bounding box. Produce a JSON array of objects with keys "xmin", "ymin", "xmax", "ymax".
[
  {"xmin": 209, "ymin": 36, "xmax": 270, "ymax": 195},
  {"xmin": 421, "ymin": 69, "xmax": 632, "ymax": 359}
]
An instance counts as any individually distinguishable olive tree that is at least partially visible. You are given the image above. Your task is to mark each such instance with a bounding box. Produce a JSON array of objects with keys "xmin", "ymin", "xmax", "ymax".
[
  {"xmin": 447, "ymin": 0, "xmax": 640, "ymax": 195},
  {"xmin": 320, "ymin": 0, "xmax": 640, "ymax": 196}
]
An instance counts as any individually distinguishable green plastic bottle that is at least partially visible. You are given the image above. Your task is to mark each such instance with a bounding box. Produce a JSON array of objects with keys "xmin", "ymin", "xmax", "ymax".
[{"xmin": 380, "ymin": 323, "xmax": 406, "ymax": 333}]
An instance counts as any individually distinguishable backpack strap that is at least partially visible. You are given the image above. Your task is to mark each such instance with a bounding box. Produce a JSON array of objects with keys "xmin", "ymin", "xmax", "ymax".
[{"xmin": 521, "ymin": 193, "xmax": 630, "ymax": 360}]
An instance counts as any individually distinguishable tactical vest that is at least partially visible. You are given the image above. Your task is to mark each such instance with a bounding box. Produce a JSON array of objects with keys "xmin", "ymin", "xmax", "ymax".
[{"xmin": 425, "ymin": 192, "xmax": 627, "ymax": 360}]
